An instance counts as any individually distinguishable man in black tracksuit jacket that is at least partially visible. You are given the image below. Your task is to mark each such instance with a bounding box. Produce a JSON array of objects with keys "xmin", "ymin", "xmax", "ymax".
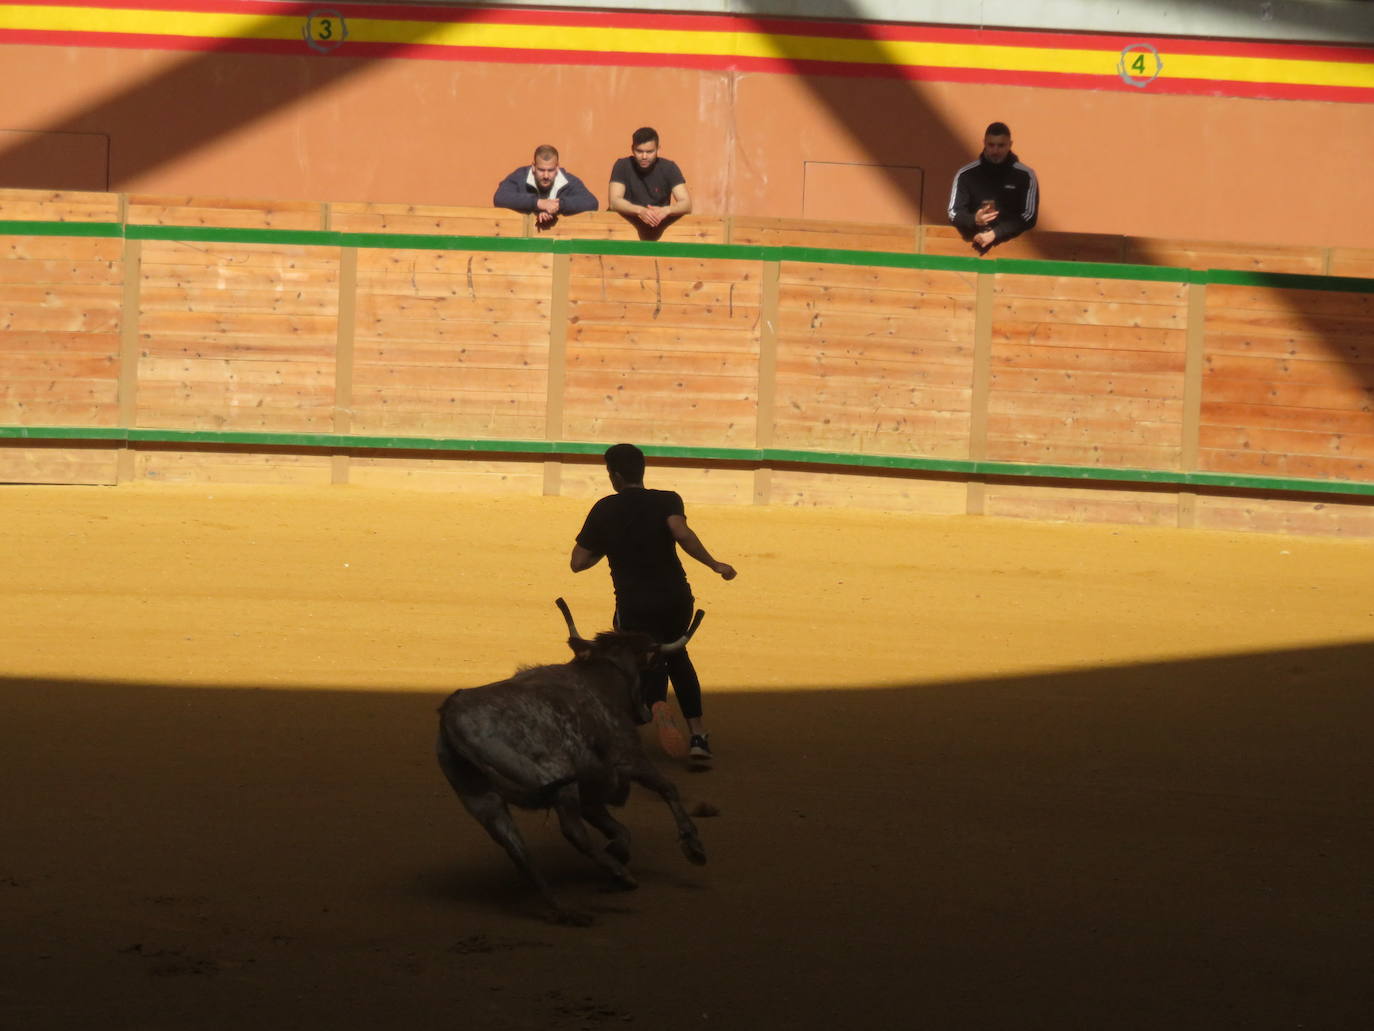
[{"xmin": 947, "ymin": 121, "xmax": 1040, "ymax": 252}]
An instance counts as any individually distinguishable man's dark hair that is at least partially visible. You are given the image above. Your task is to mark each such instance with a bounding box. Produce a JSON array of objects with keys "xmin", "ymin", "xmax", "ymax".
[
  {"xmin": 532, "ymin": 144, "xmax": 559, "ymax": 163},
  {"xmin": 984, "ymin": 121, "xmax": 1011, "ymax": 137},
  {"xmin": 604, "ymin": 442, "xmax": 646, "ymax": 483},
  {"xmin": 631, "ymin": 127, "xmax": 659, "ymax": 148}
]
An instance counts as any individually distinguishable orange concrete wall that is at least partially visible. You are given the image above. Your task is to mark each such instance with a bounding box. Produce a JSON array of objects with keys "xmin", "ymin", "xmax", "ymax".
[{"xmin": 2, "ymin": 4, "xmax": 1372, "ymax": 250}]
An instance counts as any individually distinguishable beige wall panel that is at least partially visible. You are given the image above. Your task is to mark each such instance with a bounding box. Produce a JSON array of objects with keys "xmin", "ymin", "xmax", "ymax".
[
  {"xmin": 1192, "ymin": 493, "xmax": 1374, "ymax": 538},
  {"xmin": 981, "ymin": 482, "xmax": 1181, "ymax": 526},
  {"xmin": 125, "ymin": 195, "xmax": 323, "ymax": 230},
  {"xmin": 329, "ymin": 204, "xmax": 525, "ymax": 237},
  {"xmin": 345, "ymin": 455, "xmax": 547, "ymax": 494},
  {"xmin": 134, "ymin": 449, "xmax": 333, "ymax": 484},
  {"xmin": 731, "ymin": 217, "xmax": 914, "ymax": 253},
  {"xmin": 0, "ymin": 189, "xmax": 120, "ymax": 222},
  {"xmin": 0, "ymin": 444, "xmax": 118, "ymax": 484},
  {"xmin": 767, "ymin": 467, "xmax": 968, "ymax": 514}
]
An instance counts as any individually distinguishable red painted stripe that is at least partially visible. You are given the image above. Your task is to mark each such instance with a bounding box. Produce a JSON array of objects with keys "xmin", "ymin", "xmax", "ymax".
[
  {"xmin": 2, "ymin": 24, "xmax": 1370, "ymax": 104},
  {"xmin": 10, "ymin": 0, "xmax": 1374, "ymax": 64}
]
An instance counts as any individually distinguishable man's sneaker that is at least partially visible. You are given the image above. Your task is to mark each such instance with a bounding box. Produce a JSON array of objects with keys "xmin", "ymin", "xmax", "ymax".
[
  {"xmin": 652, "ymin": 701, "xmax": 689, "ymax": 759},
  {"xmin": 688, "ymin": 734, "xmax": 713, "ymax": 761}
]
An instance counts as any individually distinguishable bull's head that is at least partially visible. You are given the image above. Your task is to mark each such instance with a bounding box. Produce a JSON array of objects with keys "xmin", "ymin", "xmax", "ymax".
[{"xmin": 554, "ymin": 598, "xmax": 705, "ymax": 723}]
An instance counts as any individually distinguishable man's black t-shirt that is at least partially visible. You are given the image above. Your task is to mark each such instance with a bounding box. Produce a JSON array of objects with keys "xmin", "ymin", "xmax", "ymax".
[
  {"xmin": 609, "ymin": 156, "xmax": 686, "ymax": 208},
  {"xmin": 576, "ymin": 488, "xmax": 691, "ymax": 609}
]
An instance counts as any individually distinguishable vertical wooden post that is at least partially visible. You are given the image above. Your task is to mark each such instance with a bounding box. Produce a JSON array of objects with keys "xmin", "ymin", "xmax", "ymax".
[
  {"xmin": 753, "ymin": 260, "xmax": 780, "ymax": 505},
  {"xmin": 543, "ymin": 252, "xmax": 571, "ymax": 495},
  {"xmin": 1178, "ymin": 280, "xmax": 1208, "ymax": 528},
  {"xmin": 965, "ymin": 270, "xmax": 995, "ymax": 515},
  {"xmin": 116, "ymin": 236, "xmax": 141, "ymax": 483},
  {"xmin": 331, "ymin": 247, "xmax": 358, "ymax": 485}
]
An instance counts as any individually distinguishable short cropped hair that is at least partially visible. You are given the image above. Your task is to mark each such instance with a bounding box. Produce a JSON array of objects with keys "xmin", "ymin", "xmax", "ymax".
[
  {"xmin": 604, "ymin": 442, "xmax": 646, "ymax": 483},
  {"xmin": 532, "ymin": 144, "xmax": 559, "ymax": 163},
  {"xmin": 984, "ymin": 121, "xmax": 1011, "ymax": 138},
  {"xmin": 631, "ymin": 127, "xmax": 659, "ymax": 148}
]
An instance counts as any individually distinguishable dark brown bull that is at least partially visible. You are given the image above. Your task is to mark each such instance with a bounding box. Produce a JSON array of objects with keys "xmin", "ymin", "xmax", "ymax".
[{"xmin": 436, "ymin": 598, "xmax": 707, "ymax": 925}]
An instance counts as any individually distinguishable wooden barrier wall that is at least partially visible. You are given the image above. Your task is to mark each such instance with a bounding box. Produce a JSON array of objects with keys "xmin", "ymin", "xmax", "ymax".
[{"xmin": 4, "ymin": 189, "xmax": 1374, "ymax": 537}]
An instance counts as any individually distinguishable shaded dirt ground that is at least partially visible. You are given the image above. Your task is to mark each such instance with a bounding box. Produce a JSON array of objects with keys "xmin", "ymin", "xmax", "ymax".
[{"xmin": 3, "ymin": 483, "xmax": 1373, "ymax": 1029}]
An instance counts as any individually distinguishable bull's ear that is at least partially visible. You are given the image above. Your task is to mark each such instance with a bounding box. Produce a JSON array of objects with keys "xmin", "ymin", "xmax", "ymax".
[{"xmin": 568, "ymin": 635, "xmax": 594, "ymax": 661}]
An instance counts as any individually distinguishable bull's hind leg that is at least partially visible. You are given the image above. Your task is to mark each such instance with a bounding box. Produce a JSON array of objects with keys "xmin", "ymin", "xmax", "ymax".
[
  {"xmin": 581, "ymin": 801, "xmax": 632, "ymax": 864},
  {"xmin": 628, "ymin": 762, "xmax": 707, "ymax": 866},
  {"xmin": 436, "ymin": 734, "xmax": 589, "ymax": 925},
  {"xmin": 551, "ymin": 784, "xmax": 637, "ymax": 890}
]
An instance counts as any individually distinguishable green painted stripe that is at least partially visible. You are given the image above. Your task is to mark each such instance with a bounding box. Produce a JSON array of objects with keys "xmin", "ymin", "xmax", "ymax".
[
  {"xmin": 6, "ymin": 426, "xmax": 1374, "ymax": 499},
  {"xmin": 5, "ymin": 219, "xmax": 1374, "ymax": 293},
  {"xmin": 0, "ymin": 220, "xmax": 122, "ymax": 238}
]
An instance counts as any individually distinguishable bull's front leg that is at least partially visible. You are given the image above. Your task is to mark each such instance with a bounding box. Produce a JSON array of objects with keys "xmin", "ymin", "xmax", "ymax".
[
  {"xmin": 628, "ymin": 763, "xmax": 707, "ymax": 866},
  {"xmin": 551, "ymin": 784, "xmax": 638, "ymax": 890}
]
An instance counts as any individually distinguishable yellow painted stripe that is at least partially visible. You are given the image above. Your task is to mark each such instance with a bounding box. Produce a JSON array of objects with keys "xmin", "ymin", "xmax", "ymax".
[{"xmin": 1, "ymin": 5, "xmax": 1370, "ymax": 90}]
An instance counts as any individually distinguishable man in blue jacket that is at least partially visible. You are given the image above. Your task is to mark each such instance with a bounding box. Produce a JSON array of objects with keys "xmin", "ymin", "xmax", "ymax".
[
  {"xmin": 947, "ymin": 122, "xmax": 1039, "ymax": 252},
  {"xmin": 493, "ymin": 145, "xmax": 599, "ymax": 227}
]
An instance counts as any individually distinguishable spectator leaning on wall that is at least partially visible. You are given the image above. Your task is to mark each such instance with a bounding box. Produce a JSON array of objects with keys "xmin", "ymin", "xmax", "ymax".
[
  {"xmin": 493, "ymin": 144, "xmax": 599, "ymax": 227},
  {"xmin": 947, "ymin": 121, "xmax": 1039, "ymax": 252},
  {"xmin": 607, "ymin": 126, "xmax": 692, "ymax": 230}
]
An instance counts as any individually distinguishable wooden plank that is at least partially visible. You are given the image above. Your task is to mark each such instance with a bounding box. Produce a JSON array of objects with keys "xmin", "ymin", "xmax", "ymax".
[
  {"xmin": 982, "ymin": 483, "xmax": 1180, "ymax": 526},
  {"xmin": 0, "ymin": 378, "xmax": 119, "ymax": 402},
  {"xmin": 347, "ymin": 409, "xmax": 547, "ymax": 436},
  {"xmin": 988, "ymin": 392, "xmax": 1184, "ymax": 420},
  {"xmin": 560, "ymin": 412, "xmax": 756, "ymax": 446},
  {"xmin": 0, "ymin": 402, "xmax": 118, "ymax": 424},
  {"xmin": 767, "ymin": 468, "xmax": 968, "ymax": 515},
  {"xmin": 0, "ymin": 355, "xmax": 119, "ymax": 378},
  {"xmin": 354, "ymin": 341, "xmax": 549, "ymax": 368},
  {"xmin": 731, "ymin": 216, "xmax": 913, "ymax": 253},
  {"xmin": 126, "ymin": 195, "xmax": 323, "ymax": 229},
  {"xmin": 141, "ymin": 265, "xmax": 338, "ymax": 292},
  {"xmin": 2, "ymin": 236, "xmax": 124, "ymax": 262},
  {"xmin": 992, "ymin": 320, "xmax": 1186, "ymax": 352},
  {"xmin": 1197, "ymin": 448, "xmax": 1373, "ymax": 482},
  {"xmin": 986, "ymin": 411, "xmax": 1182, "ymax": 445},
  {"xmin": 780, "ymin": 283, "xmax": 976, "ymax": 318},
  {"xmin": 543, "ymin": 213, "xmax": 726, "ymax": 244},
  {"xmin": 1201, "ymin": 400, "xmax": 1374, "ymax": 435},
  {"xmin": 571, "ymin": 254, "xmax": 759, "ymax": 283},
  {"xmin": 0, "ymin": 444, "xmax": 119, "ymax": 485},
  {"xmin": 780, "ymin": 261, "xmax": 978, "ymax": 295},
  {"xmin": 1328, "ymin": 249, "xmax": 1374, "ymax": 279},
  {"xmin": 0, "ymin": 257, "xmax": 123, "ymax": 286},
  {"xmin": 1200, "ymin": 377, "xmax": 1374, "ymax": 411},
  {"xmin": 778, "ymin": 335, "xmax": 972, "ymax": 364},
  {"xmin": 140, "ymin": 286, "xmax": 339, "ymax": 316},
  {"xmin": 571, "ymin": 346, "xmax": 757, "ymax": 377},
  {"xmin": 361, "ymin": 275, "xmax": 552, "ymax": 302},
  {"xmin": 1, "ymin": 306, "xmax": 121, "ymax": 333},
  {"xmin": 328, "ymin": 203, "xmax": 525, "ymax": 237},
  {"xmin": 775, "ymin": 356, "xmax": 972, "ymax": 388},
  {"xmin": 1206, "ymin": 283, "xmax": 1374, "ymax": 317},
  {"xmin": 350, "ymin": 364, "xmax": 547, "ymax": 392},
  {"xmin": 988, "ymin": 367, "xmax": 1184, "ymax": 399},
  {"xmin": 990, "ymin": 343, "xmax": 1186, "ymax": 374},
  {"xmin": 0, "ymin": 330, "xmax": 120, "ymax": 356},
  {"xmin": 132, "ymin": 449, "xmax": 333, "ymax": 485},
  {"xmin": 137, "ymin": 310, "xmax": 337, "ymax": 339},
  {"xmin": 2, "ymin": 283, "xmax": 123, "ymax": 309},
  {"xmin": 139, "ymin": 240, "xmax": 341, "ymax": 270},
  {"xmin": 983, "ymin": 439, "xmax": 1183, "ymax": 469},
  {"xmin": 566, "ymin": 300, "xmax": 758, "ymax": 329},
  {"xmin": 0, "ymin": 188, "xmax": 120, "ymax": 222},
  {"xmin": 569, "ymin": 323, "xmax": 762, "ymax": 353},
  {"xmin": 1205, "ymin": 352, "xmax": 1374, "ymax": 383},
  {"xmin": 357, "ymin": 250, "xmax": 553, "ymax": 276},
  {"xmin": 991, "ymin": 298, "xmax": 1188, "ymax": 330},
  {"xmin": 1123, "ymin": 237, "xmax": 1325, "ymax": 274},
  {"xmin": 1193, "ymin": 495, "xmax": 1374, "ymax": 537},
  {"xmin": 995, "ymin": 274, "xmax": 1188, "ymax": 305},
  {"xmin": 356, "ymin": 294, "xmax": 549, "ymax": 324},
  {"xmin": 568, "ymin": 278, "xmax": 762, "ymax": 307},
  {"xmin": 1200, "ymin": 423, "xmax": 1374, "ymax": 460},
  {"xmin": 346, "ymin": 457, "xmax": 546, "ymax": 495},
  {"xmin": 777, "ymin": 310, "xmax": 974, "ymax": 342}
]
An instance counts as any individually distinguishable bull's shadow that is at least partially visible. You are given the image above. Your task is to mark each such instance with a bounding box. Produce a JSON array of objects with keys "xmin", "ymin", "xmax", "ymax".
[{"xmin": 4, "ymin": 638, "xmax": 1372, "ymax": 1027}]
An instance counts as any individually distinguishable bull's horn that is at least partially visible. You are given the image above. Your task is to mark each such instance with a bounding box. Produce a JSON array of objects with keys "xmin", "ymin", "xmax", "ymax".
[
  {"xmin": 659, "ymin": 609, "xmax": 706, "ymax": 653},
  {"xmin": 554, "ymin": 597, "xmax": 583, "ymax": 640}
]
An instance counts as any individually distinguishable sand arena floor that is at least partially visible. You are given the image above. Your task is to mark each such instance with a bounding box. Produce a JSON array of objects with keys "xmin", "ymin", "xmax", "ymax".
[{"xmin": 3, "ymin": 482, "xmax": 1373, "ymax": 1029}]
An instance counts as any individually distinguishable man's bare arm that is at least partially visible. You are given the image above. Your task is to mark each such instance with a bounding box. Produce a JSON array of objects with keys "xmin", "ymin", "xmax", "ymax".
[
  {"xmin": 667, "ymin": 514, "xmax": 735, "ymax": 580},
  {"xmin": 570, "ymin": 544, "xmax": 602, "ymax": 572}
]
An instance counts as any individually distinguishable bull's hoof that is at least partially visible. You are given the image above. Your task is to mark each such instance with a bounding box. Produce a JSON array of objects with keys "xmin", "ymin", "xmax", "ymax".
[
  {"xmin": 548, "ymin": 906, "xmax": 595, "ymax": 927},
  {"xmin": 605, "ymin": 838, "xmax": 631, "ymax": 864},
  {"xmin": 680, "ymin": 835, "xmax": 707, "ymax": 866}
]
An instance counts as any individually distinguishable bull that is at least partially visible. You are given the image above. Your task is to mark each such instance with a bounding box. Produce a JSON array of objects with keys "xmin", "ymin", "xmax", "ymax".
[{"xmin": 436, "ymin": 597, "xmax": 708, "ymax": 925}]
